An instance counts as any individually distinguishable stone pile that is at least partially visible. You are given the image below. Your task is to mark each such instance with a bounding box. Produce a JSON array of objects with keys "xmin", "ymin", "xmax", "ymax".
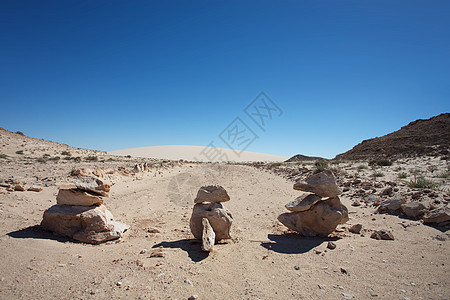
[
  {"xmin": 278, "ymin": 170, "xmax": 349, "ymax": 237},
  {"xmin": 41, "ymin": 176, "xmax": 129, "ymax": 244},
  {"xmin": 189, "ymin": 185, "xmax": 233, "ymax": 252}
]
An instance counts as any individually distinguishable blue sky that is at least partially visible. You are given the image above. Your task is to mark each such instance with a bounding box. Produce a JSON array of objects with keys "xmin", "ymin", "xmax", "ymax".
[{"xmin": 1, "ymin": 1, "xmax": 449, "ymax": 159}]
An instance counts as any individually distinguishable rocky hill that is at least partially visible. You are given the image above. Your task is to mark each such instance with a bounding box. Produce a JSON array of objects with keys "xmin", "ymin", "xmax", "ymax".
[
  {"xmin": 335, "ymin": 113, "xmax": 450, "ymax": 160},
  {"xmin": 285, "ymin": 154, "xmax": 327, "ymax": 162}
]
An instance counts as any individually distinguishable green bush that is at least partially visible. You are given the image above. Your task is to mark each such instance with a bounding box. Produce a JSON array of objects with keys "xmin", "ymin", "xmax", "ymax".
[
  {"xmin": 0, "ymin": 154, "xmax": 8, "ymax": 159},
  {"xmin": 314, "ymin": 161, "xmax": 329, "ymax": 173},
  {"xmin": 408, "ymin": 177, "xmax": 439, "ymax": 189}
]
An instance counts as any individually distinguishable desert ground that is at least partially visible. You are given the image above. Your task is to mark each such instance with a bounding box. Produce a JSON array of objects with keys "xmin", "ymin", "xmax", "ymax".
[{"xmin": 0, "ymin": 128, "xmax": 449, "ymax": 299}]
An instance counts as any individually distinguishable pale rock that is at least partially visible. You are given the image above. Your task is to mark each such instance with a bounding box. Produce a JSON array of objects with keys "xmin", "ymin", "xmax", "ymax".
[
  {"xmin": 74, "ymin": 176, "xmax": 110, "ymax": 197},
  {"xmin": 41, "ymin": 204, "xmax": 128, "ymax": 244},
  {"xmin": 194, "ymin": 185, "xmax": 230, "ymax": 203},
  {"xmin": 190, "ymin": 202, "xmax": 233, "ymax": 241},
  {"xmin": 285, "ymin": 194, "xmax": 322, "ymax": 212},
  {"xmin": 293, "ymin": 170, "xmax": 341, "ymax": 198},
  {"xmin": 201, "ymin": 218, "xmax": 215, "ymax": 252},
  {"xmin": 278, "ymin": 197, "xmax": 348, "ymax": 237},
  {"xmin": 57, "ymin": 188, "xmax": 104, "ymax": 206},
  {"xmin": 27, "ymin": 186, "xmax": 43, "ymax": 192},
  {"xmin": 401, "ymin": 202, "xmax": 427, "ymax": 218}
]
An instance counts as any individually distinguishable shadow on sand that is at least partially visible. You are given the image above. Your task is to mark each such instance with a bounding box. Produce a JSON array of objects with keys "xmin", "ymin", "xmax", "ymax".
[
  {"xmin": 260, "ymin": 233, "xmax": 340, "ymax": 254},
  {"xmin": 153, "ymin": 239, "xmax": 210, "ymax": 262},
  {"xmin": 6, "ymin": 225, "xmax": 74, "ymax": 243}
]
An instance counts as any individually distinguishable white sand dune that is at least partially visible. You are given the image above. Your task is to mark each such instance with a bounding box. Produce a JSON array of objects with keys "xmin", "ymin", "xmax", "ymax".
[{"xmin": 108, "ymin": 145, "xmax": 287, "ymax": 162}]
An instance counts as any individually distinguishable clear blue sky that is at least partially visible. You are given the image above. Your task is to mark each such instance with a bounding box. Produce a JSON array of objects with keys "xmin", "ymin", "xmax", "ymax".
[{"xmin": 1, "ymin": 1, "xmax": 449, "ymax": 159}]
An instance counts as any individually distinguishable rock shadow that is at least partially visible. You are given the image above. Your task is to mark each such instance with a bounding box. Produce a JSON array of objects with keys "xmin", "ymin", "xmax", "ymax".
[
  {"xmin": 7, "ymin": 225, "xmax": 74, "ymax": 243},
  {"xmin": 261, "ymin": 233, "xmax": 340, "ymax": 254},
  {"xmin": 153, "ymin": 239, "xmax": 209, "ymax": 262}
]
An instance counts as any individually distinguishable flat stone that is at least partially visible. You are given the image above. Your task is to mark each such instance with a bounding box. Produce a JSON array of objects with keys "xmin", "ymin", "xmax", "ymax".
[
  {"xmin": 349, "ymin": 224, "xmax": 363, "ymax": 234},
  {"xmin": 201, "ymin": 218, "xmax": 215, "ymax": 252},
  {"xmin": 285, "ymin": 194, "xmax": 322, "ymax": 212},
  {"xmin": 370, "ymin": 230, "xmax": 394, "ymax": 240},
  {"xmin": 293, "ymin": 170, "xmax": 341, "ymax": 198},
  {"xmin": 57, "ymin": 188, "xmax": 104, "ymax": 206},
  {"xmin": 27, "ymin": 186, "xmax": 43, "ymax": 192},
  {"xmin": 422, "ymin": 205, "xmax": 450, "ymax": 226},
  {"xmin": 379, "ymin": 194, "xmax": 406, "ymax": 211},
  {"xmin": 194, "ymin": 185, "xmax": 230, "ymax": 203},
  {"xmin": 74, "ymin": 176, "xmax": 110, "ymax": 197},
  {"xmin": 401, "ymin": 202, "xmax": 427, "ymax": 218}
]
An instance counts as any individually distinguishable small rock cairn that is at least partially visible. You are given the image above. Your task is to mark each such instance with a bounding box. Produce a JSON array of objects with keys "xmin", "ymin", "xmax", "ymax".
[
  {"xmin": 189, "ymin": 185, "xmax": 233, "ymax": 252},
  {"xmin": 41, "ymin": 176, "xmax": 129, "ymax": 244},
  {"xmin": 278, "ymin": 170, "xmax": 349, "ymax": 237}
]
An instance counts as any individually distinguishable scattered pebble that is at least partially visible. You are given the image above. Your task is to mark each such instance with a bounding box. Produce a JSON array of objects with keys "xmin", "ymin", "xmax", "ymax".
[
  {"xmin": 184, "ymin": 279, "xmax": 193, "ymax": 285},
  {"xmin": 294, "ymin": 265, "xmax": 300, "ymax": 270},
  {"xmin": 327, "ymin": 241, "xmax": 336, "ymax": 249},
  {"xmin": 140, "ymin": 249, "xmax": 148, "ymax": 254},
  {"xmin": 368, "ymin": 287, "xmax": 378, "ymax": 297},
  {"xmin": 342, "ymin": 292, "xmax": 354, "ymax": 299}
]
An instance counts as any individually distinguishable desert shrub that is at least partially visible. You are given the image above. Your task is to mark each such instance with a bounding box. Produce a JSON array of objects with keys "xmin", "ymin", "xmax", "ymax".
[
  {"xmin": 434, "ymin": 171, "xmax": 450, "ymax": 179},
  {"xmin": 398, "ymin": 172, "xmax": 408, "ymax": 179},
  {"xmin": 16, "ymin": 131, "xmax": 24, "ymax": 135},
  {"xmin": 37, "ymin": 157, "xmax": 47, "ymax": 163},
  {"xmin": 369, "ymin": 159, "xmax": 393, "ymax": 167},
  {"xmin": 85, "ymin": 155, "xmax": 98, "ymax": 162},
  {"xmin": 408, "ymin": 177, "xmax": 439, "ymax": 189},
  {"xmin": 126, "ymin": 155, "xmax": 132, "ymax": 158},
  {"xmin": 357, "ymin": 164, "xmax": 368, "ymax": 170},
  {"xmin": 74, "ymin": 157, "xmax": 82, "ymax": 163},
  {"xmin": 0, "ymin": 154, "xmax": 8, "ymax": 159},
  {"xmin": 63, "ymin": 156, "xmax": 72, "ymax": 160},
  {"xmin": 271, "ymin": 162, "xmax": 283, "ymax": 167},
  {"xmin": 314, "ymin": 161, "xmax": 329, "ymax": 173},
  {"xmin": 106, "ymin": 157, "xmax": 115, "ymax": 162},
  {"xmin": 15, "ymin": 150, "xmax": 24, "ymax": 155},
  {"xmin": 49, "ymin": 156, "xmax": 60, "ymax": 161},
  {"xmin": 61, "ymin": 150, "xmax": 71, "ymax": 156},
  {"xmin": 372, "ymin": 171, "xmax": 385, "ymax": 177},
  {"xmin": 43, "ymin": 154, "xmax": 51, "ymax": 158}
]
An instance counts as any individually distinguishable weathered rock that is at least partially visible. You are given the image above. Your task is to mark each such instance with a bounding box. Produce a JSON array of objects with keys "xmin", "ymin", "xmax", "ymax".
[
  {"xmin": 293, "ymin": 170, "xmax": 341, "ymax": 198},
  {"xmin": 201, "ymin": 218, "xmax": 215, "ymax": 252},
  {"xmin": 190, "ymin": 202, "xmax": 233, "ymax": 241},
  {"xmin": 327, "ymin": 241, "xmax": 336, "ymax": 249},
  {"xmin": 349, "ymin": 224, "xmax": 363, "ymax": 234},
  {"xmin": 74, "ymin": 176, "xmax": 110, "ymax": 197},
  {"xmin": 364, "ymin": 194, "xmax": 378, "ymax": 205},
  {"xmin": 71, "ymin": 169, "xmax": 92, "ymax": 177},
  {"xmin": 278, "ymin": 197, "xmax": 348, "ymax": 237},
  {"xmin": 27, "ymin": 186, "xmax": 43, "ymax": 192},
  {"xmin": 379, "ymin": 194, "xmax": 406, "ymax": 212},
  {"xmin": 194, "ymin": 185, "xmax": 230, "ymax": 203},
  {"xmin": 41, "ymin": 204, "xmax": 128, "ymax": 244},
  {"xmin": 92, "ymin": 169, "xmax": 104, "ymax": 178},
  {"xmin": 401, "ymin": 202, "xmax": 427, "ymax": 218},
  {"xmin": 57, "ymin": 188, "xmax": 104, "ymax": 206},
  {"xmin": 285, "ymin": 194, "xmax": 322, "ymax": 212},
  {"xmin": 422, "ymin": 206, "xmax": 450, "ymax": 226},
  {"xmin": 14, "ymin": 185, "xmax": 26, "ymax": 192},
  {"xmin": 370, "ymin": 230, "xmax": 394, "ymax": 240}
]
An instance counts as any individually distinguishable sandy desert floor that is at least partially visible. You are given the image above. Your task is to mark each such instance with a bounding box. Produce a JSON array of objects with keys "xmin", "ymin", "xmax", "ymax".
[{"xmin": 0, "ymin": 159, "xmax": 449, "ymax": 300}]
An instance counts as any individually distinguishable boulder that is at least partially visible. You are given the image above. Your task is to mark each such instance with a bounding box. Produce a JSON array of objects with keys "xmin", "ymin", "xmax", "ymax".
[
  {"xmin": 379, "ymin": 194, "xmax": 406, "ymax": 212},
  {"xmin": 278, "ymin": 197, "xmax": 348, "ymax": 237},
  {"xmin": 14, "ymin": 185, "xmax": 26, "ymax": 192},
  {"xmin": 201, "ymin": 218, "xmax": 215, "ymax": 252},
  {"xmin": 349, "ymin": 224, "xmax": 363, "ymax": 234},
  {"xmin": 401, "ymin": 202, "xmax": 427, "ymax": 218},
  {"xmin": 190, "ymin": 202, "xmax": 233, "ymax": 241},
  {"xmin": 57, "ymin": 188, "xmax": 104, "ymax": 206},
  {"xmin": 194, "ymin": 185, "xmax": 230, "ymax": 203},
  {"xmin": 422, "ymin": 206, "xmax": 450, "ymax": 226},
  {"xmin": 41, "ymin": 204, "xmax": 128, "ymax": 244},
  {"xmin": 285, "ymin": 194, "xmax": 322, "ymax": 212},
  {"xmin": 74, "ymin": 176, "xmax": 110, "ymax": 197},
  {"xmin": 293, "ymin": 170, "xmax": 341, "ymax": 198}
]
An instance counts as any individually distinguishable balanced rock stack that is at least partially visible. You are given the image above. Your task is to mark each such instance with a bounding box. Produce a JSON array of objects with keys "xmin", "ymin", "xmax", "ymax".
[
  {"xmin": 41, "ymin": 176, "xmax": 129, "ymax": 244},
  {"xmin": 278, "ymin": 170, "xmax": 349, "ymax": 237},
  {"xmin": 189, "ymin": 185, "xmax": 233, "ymax": 252}
]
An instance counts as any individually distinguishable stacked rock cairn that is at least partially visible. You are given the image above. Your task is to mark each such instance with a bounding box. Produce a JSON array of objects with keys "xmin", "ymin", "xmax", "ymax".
[
  {"xmin": 189, "ymin": 185, "xmax": 233, "ymax": 252},
  {"xmin": 278, "ymin": 170, "xmax": 349, "ymax": 237},
  {"xmin": 41, "ymin": 176, "xmax": 129, "ymax": 244}
]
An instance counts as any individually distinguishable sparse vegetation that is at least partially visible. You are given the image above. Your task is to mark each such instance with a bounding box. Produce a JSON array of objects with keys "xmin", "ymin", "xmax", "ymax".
[
  {"xmin": 314, "ymin": 161, "xmax": 328, "ymax": 173},
  {"xmin": 16, "ymin": 131, "xmax": 24, "ymax": 135},
  {"xmin": 61, "ymin": 150, "xmax": 71, "ymax": 156},
  {"xmin": 369, "ymin": 159, "xmax": 393, "ymax": 167},
  {"xmin": 372, "ymin": 171, "xmax": 385, "ymax": 178},
  {"xmin": 271, "ymin": 162, "xmax": 283, "ymax": 167},
  {"xmin": 85, "ymin": 155, "xmax": 98, "ymax": 162},
  {"xmin": 15, "ymin": 150, "xmax": 24, "ymax": 155},
  {"xmin": 398, "ymin": 172, "xmax": 408, "ymax": 179},
  {"xmin": 434, "ymin": 171, "xmax": 450, "ymax": 179},
  {"xmin": 49, "ymin": 156, "xmax": 60, "ymax": 161},
  {"xmin": 357, "ymin": 164, "xmax": 368, "ymax": 170},
  {"xmin": 408, "ymin": 177, "xmax": 439, "ymax": 190},
  {"xmin": 0, "ymin": 154, "xmax": 8, "ymax": 159},
  {"xmin": 74, "ymin": 157, "xmax": 82, "ymax": 163},
  {"xmin": 36, "ymin": 157, "xmax": 47, "ymax": 163}
]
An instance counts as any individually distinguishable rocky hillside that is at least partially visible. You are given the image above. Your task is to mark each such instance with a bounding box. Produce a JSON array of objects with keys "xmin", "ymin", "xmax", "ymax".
[
  {"xmin": 285, "ymin": 154, "xmax": 327, "ymax": 162},
  {"xmin": 335, "ymin": 113, "xmax": 450, "ymax": 160}
]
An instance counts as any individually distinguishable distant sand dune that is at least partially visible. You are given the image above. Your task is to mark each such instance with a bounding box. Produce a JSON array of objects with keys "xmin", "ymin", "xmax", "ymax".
[{"xmin": 108, "ymin": 145, "xmax": 287, "ymax": 162}]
